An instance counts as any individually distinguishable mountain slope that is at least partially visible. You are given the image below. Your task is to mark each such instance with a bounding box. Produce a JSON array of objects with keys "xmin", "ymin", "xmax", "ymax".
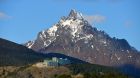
[
  {"xmin": 0, "ymin": 38, "xmax": 46, "ymax": 66},
  {"xmin": 25, "ymin": 9, "xmax": 140, "ymax": 76}
]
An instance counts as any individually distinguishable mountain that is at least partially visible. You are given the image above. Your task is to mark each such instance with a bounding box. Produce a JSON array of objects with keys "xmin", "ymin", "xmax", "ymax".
[{"xmin": 25, "ymin": 9, "xmax": 140, "ymax": 76}]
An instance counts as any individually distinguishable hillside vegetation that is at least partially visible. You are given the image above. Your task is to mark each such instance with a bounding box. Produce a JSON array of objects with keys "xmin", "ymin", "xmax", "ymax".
[{"xmin": 0, "ymin": 64, "xmax": 132, "ymax": 78}]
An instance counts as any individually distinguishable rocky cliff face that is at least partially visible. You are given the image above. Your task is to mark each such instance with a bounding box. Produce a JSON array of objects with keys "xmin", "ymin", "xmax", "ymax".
[{"xmin": 25, "ymin": 9, "xmax": 140, "ymax": 67}]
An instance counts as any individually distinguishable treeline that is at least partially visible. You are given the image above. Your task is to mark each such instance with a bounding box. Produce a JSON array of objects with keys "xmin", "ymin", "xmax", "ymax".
[{"xmin": 62, "ymin": 64, "xmax": 132, "ymax": 78}]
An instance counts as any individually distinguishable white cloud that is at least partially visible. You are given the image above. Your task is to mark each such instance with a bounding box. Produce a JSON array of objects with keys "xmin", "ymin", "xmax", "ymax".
[
  {"xmin": 83, "ymin": 14, "xmax": 106, "ymax": 24},
  {"xmin": 0, "ymin": 12, "xmax": 12, "ymax": 19}
]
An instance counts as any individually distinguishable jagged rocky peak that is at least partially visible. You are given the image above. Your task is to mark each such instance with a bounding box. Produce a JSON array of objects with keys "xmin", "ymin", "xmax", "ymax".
[
  {"xmin": 68, "ymin": 9, "xmax": 83, "ymax": 19},
  {"xmin": 26, "ymin": 9, "xmax": 95, "ymax": 50},
  {"xmin": 41, "ymin": 9, "xmax": 85, "ymax": 36},
  {"xmin": 40, "ymin": 9, "xmax": 92, "ymax": 38}
]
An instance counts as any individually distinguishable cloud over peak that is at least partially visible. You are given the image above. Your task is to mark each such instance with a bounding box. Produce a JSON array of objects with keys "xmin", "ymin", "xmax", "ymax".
[{"xmin": 83, "ymin": 14, "xmax": 106, "ymax": 24}]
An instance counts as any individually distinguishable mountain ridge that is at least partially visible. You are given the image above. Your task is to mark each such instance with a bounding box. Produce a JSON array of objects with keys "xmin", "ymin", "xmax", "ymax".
[{"xmin": 0, "ymin": 38, "xmax": 46, "ymax": 66}]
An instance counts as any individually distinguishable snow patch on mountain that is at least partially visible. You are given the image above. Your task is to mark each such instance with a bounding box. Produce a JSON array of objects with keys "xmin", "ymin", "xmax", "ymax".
[
  {"xmin": 115, "ymin": 53, "xmax": 121, "ymax": 60},
  {"xmin": 91, "ymin": 45, "xmax": 94, "ymax": 48},
  {"xmin": 47, "ymin": 25, "xmax": 58, "ymax": 36},
  {"xmin": 60, "ymin": 17, "xmax": 83, "ymax": 38},
  {"xmin": 26, "ymin": 41, "xmax": 34, "ymax": 48}
]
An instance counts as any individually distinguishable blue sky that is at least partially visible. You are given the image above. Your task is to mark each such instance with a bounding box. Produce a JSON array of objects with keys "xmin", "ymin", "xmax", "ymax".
[{"xmin": 0, "ymin": 0, "xmax": 140, "ymax": 50}]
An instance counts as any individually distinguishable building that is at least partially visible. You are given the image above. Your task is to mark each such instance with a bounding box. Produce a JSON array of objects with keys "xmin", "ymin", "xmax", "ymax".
[
  {"xmin": 58, "ymin": 58, "xmax": 71, "ymax": 65},
  {"xmin": 43, "ymin": 57, "xmax": 59, "ymax": 67},
  {"xmin": 43, "ymin": 57, "xmax": 71, "ymax": 67}
]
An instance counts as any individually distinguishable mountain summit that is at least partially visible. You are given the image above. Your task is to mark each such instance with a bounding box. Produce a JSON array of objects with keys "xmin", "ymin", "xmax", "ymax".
[
  {"xmin": 68, "ymin": 9, "xmax": 83, "ymax": 19},
  {"xmin": 25, "ymin": 10, "xmax": 140, "ymax": 70}
]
